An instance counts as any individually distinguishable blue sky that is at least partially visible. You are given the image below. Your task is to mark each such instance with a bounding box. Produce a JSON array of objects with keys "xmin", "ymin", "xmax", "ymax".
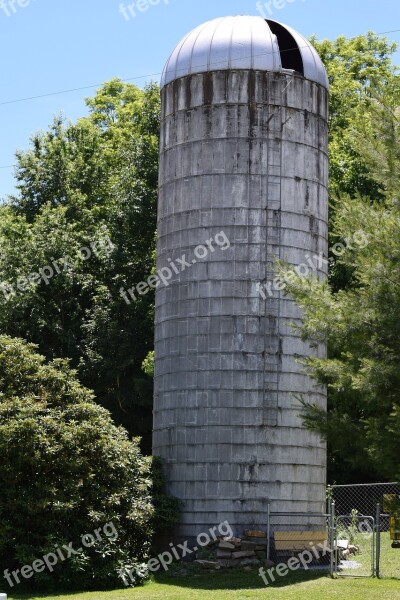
[{"xmin": 0, "ymin": 0, "xmax": 399, "ymax": 198}]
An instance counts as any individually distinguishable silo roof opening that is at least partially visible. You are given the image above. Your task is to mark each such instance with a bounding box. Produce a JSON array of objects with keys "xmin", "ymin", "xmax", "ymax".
[{"xmin": 267, "ymin": 19, "xmax": 304, "ymax": 76}]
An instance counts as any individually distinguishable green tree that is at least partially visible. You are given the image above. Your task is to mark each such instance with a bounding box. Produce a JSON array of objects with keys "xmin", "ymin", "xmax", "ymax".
[
  {"xmin": 312, "ymin": 33, "xmax": 398, "ymax": 293},
  {"xmin": 278, "ymin": 78, "xmax": 400, "ymax": 482},
  {"xmin": 0, "ymin": 80, "xmax": 159, "ymax": 450},
  {"xmin": 280, "ymin": 196, "xmax": 400, "ymax": 482},
  {"xmin": 313, "ymin": 32, "xmax": 397, "ymax": 201},
  {"xmin": 0, "ymin": 335, "xmax": 153, "ymax": 591}
]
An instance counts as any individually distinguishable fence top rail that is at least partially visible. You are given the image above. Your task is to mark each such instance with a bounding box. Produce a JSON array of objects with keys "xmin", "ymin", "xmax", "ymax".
[
  {"xmin": 336, "ymin": 514, "xmax": 375, "ymax": 520},
  {"xmin": 328, "ymin": 482, "xmax": 399, "ymax": 488},
  {"xmin": 269, "ymin": 512, "xmax": 330, "ymax": 517}
]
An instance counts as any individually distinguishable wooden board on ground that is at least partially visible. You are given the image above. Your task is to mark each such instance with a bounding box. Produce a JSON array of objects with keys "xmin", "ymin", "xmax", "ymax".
[{"xmin": 274, "ymin": 530, "xmax": 328, "ymax": 551}]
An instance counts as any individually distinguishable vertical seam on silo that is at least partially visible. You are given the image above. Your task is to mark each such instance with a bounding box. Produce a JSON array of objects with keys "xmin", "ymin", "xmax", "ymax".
[
  {"xmin": 272, "ymin": 34, "xmax": 279, "ymax": 72},
  {"xmin": 310, "ymin": 45, "xmax": 320, "ymax": 87},
  {"xmin": 163, "ymin": 43, "xmax": 178, "ymax": 87},
  {"xmin": 277, "ymin": 75, "xmax": 283, "ymax": 428},
  {"xmin": 300, "ymin": 32, "xmax": 319, "ymax": 87},
  {"xmin": 173, "ymin": 29, "xmax": 196, "ymax": 83},
  {"xmin": 188, "ymin": 21, "xmax": 210, "ymax": 79},
  {"xmin": 228, "ymin": 16, "xmax": 235, "ymax": 71},
  {"xmin": 250, "ymin": 17, "xmax": 254, "ymax": 71},
  {"xmin": 263, "ymin": 72, "xmax": 269, "ymax": 427},
  {"xmin": 208, "ymin": 18, "xmax": 220, "ymax": 72}
]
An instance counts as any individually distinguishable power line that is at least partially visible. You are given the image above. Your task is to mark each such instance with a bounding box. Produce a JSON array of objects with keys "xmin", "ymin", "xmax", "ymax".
[
  {"xmin": 1, "ymin": 27, "xmax": 400, "ymax": 108},
  {"xmin": 375, "ymin": 28, "xmax": 400, "ymax": 34},
  {"xmin": 0, "ymin": 27, "xmax": 398, "ymax": 172},
  {"xmin": 0, "ymin": 73, "xmax": 161, "ymax": 107}
]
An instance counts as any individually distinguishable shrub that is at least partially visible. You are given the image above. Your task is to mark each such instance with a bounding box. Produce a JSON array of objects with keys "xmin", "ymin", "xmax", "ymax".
[{"xmin": 0, "ymin": 336, "xmax": 153, "ymax": 591}]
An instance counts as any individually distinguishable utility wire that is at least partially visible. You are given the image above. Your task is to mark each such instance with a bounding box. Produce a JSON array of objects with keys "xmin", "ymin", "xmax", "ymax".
[
  {"xmin": 0, "ymin": 73, "xmax": 161, "ymax": 107},
  {"xmin": 0, "ymin": 25, "xmax": 399, "ymax": 170},
  {"xmin": 0, "ymin": 27, "xmax": 400, "ymax": 108}
]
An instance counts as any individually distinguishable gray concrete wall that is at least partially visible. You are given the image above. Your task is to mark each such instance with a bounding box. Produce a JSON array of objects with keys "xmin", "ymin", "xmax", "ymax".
[{"xmin": 154, "ymin": 69, "xmax": 329, "ymax": 540}]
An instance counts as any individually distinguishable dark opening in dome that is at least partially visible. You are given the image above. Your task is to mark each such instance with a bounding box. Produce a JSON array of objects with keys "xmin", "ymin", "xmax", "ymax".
[{"xmin": 267, "ymin": 20, "xmax": 304, "ymax": 75}]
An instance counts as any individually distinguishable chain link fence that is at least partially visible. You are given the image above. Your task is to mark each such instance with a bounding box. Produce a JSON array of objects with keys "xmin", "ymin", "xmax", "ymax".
[
  {"xmin": 329, "ymin": 482, "xmax": 400, "ymax": 579},
  {"xmin": 328, "ymin": 482, "xmax": 400, "ymax": 524},
  {"xmin": 266, "ymin": 509, "xmax": 334, "ymax": 576},
  {"xmin": 333, "ymin": 513, "xmax": 375, "ymax": 577},
  {"xmin": 264, "ymin": 484, "xmax": 399, "ymax": 581}
]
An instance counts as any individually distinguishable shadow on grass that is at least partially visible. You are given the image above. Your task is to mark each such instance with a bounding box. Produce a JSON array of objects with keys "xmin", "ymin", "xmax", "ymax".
[
  {"xmin": 7, "ymin": 568, "xmax": 333, "ymax": 597},
  {"xmin": 154, "ymin": 567, "xmax": 331, "ymax": 590},
  {"xmin": 9, "ymin": 592, "xmax": 91, "ymax": 599},
  {"xmin": 9, "ymin": 587, "xmax": 130, "ymax": 599}
]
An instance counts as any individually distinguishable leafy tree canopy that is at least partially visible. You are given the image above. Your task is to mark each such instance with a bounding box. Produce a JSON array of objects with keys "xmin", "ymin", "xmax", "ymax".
[
  {"xmin": 0, "ymin": 335, "xmax": 153, "ymax": 591},
  {"xmin": 279, "ymin": 76, "xmax": 400, "ymax": 483},
  {"xmin": 0, "ymin": 80, "xmax": 159, "ymax": 450}
]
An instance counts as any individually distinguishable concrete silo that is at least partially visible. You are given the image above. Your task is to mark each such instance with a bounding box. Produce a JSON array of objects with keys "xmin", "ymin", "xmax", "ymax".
[{"xmin": 153, "ymin": 15, "xmax": 329, "ymax": 541}]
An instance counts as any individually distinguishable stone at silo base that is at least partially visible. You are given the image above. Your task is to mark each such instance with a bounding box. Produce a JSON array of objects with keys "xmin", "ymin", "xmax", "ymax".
[
  {"xmin": 194, "ymin": 533, "xmax": 273, "ymax": 570},
  {"xmin": 223, "ymin": 536, "xmax": 241, "ymax": 546},
  {"xmin": 241, "ymin": 541, "xmax": 259, "ymax": 551},
  {"xmin": 219, "ymin": 541, "xmax": 235, "ymax": 550},
  {"xmin": 218, "ymin": 559, "xmax": 238, "ymax": 568},
  {"xmin": 244, "ymin": 530, "xmax": 267, "ymax": 538},
  {"xmin": 244, "ymin": 537, "xmax": 268, "ymax": 545},
  {"xmin": 232, "ymin": 551, "xmax": 256, "ymax": 559},
  {"xmin": 216, "ymin": 550, "xmax": 232, "ymax": 559}
]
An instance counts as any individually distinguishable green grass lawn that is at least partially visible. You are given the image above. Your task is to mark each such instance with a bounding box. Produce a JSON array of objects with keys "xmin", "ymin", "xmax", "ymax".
[
  {"xmin": 7, "ymin": 570, "xmax": 400, "ymax": 600},
  {"xmin": 336, "ymin": 530, "xmax": 399, "ymax": 578},
  {"xmin": 7, "ymin": 531, "xmax": 399, "ymax": 600},
  {"xmin": 378, "ymin": 531, "xmax": 400, "ymax": 578}
]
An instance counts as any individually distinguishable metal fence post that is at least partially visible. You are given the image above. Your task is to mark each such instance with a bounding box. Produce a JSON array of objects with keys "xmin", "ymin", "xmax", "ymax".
[
  {"xmin": 267, "ymin": 501, "xmax": 271, "ymax": 561},
  {"xmin": 376, "ymin": 503, "xmax": 381, "ymax": 579},
  {"xmin": 330, "ymin": 500, "xmax": 336, "ymax": 577},
  {"xmin": 328, "ymin": 495, "xmax": 332, "ymax": 573},
  {"xmin": 372, "ymin": 514, "xmax": 375, "ymax": 577}
]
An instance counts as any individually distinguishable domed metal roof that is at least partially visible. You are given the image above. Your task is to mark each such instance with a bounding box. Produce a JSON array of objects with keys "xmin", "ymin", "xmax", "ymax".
[{"xmin": 161, "ymin": 15, "xmax": 329, "ymax": 89}]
